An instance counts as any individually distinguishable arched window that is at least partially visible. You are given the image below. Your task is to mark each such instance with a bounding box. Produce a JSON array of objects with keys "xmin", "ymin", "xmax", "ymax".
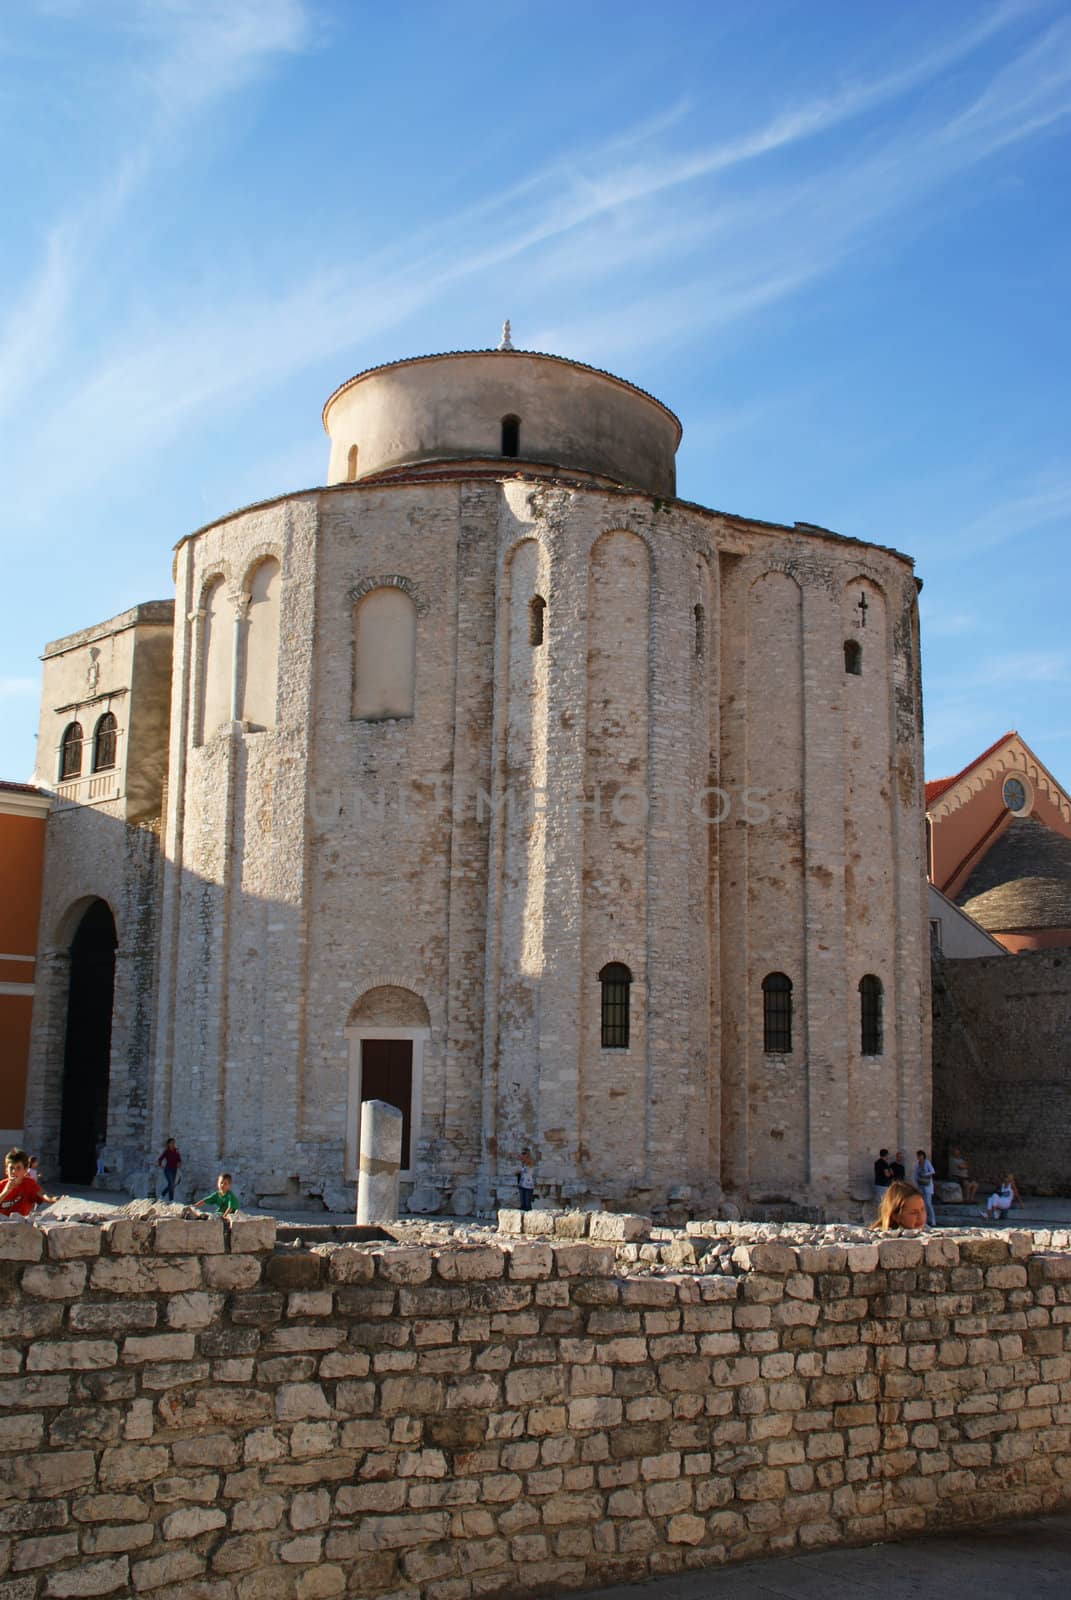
[
  {"xmin": 60, "ymin": 722, "xmax": 83, "ymax": 780},
  {"xmin": 240, "ymin": 557, "xmax": 281, "ymax": 730},
  {"xmin": 762, "ymin": 972, "xmax": 793, "ymax": 1054},
  {"xmin": 694, "ymin": 603, "xmax": 706, "ymax": 658},
  {"xmin": 353, "ymin": 586, "xmax": 417, "ymax": 720},
  {"xmin": 347, "ymin": 444, "xmax": 359, "ymax": 482},
  {"xmin": 501, "ymin": 414, "xmax": 520, "ymax": 458},
  {"xmin": 599, "ymin": 962, "xmax": 632, "ymax": 1049},
  {"xmin": 859, "ymin": 975, "xmax": 883, "ymax": 1056},
  {"xmin": 198, "ymin": 577, "xmax": 232, "ymax": 743},
  {"xmin": 529, "ymin": 595, "xmax": 546, "ymax": 647},
  {"xmin": 844, "ymin": 639, "xmax": 862, "ymax": 675},
  {"xmin": 92, "ymin": 712, "xmax": 117, "ymax": 772}
]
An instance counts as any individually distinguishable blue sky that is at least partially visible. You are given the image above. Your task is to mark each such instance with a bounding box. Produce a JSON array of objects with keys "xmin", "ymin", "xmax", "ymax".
[{"xmin": 2, "ymin": 0, "xmax": 1069, "ymax": 789}]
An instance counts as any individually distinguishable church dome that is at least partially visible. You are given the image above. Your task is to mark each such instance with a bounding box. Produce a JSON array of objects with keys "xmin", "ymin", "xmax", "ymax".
[
  {"xmin": 957, "ymin": 815, "xmax": 1071, "ymax": 934},
  {"xmin": 322, "ymin": 346, "xmax": 681, "ymax": 496}
]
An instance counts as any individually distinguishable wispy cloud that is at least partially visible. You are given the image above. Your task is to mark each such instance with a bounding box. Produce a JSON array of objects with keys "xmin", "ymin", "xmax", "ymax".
[
  {"xmin": 6, "ymin": 0, "xmax": 1071, "ymax": 527},
  {"xmin": 0, "ymin": 1, "xmax": 310, "ymax": 425},
  {"xmin": 0, "ymin": 677, "xmax": 39, "ymax": 700},
  {"xmin": 938, "ymin": 475, "xmax": 1071, "ymax": 554}
]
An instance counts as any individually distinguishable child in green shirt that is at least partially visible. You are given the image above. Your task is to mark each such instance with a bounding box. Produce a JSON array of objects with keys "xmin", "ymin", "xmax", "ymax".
[{"xmin": 194, "ymin": 1173, "xmax": 240, "ymax": 1214}]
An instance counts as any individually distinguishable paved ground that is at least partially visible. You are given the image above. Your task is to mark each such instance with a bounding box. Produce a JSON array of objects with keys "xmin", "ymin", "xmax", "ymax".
[{"xmin": 570, "ymin": 1513, "xmax": 1071, "ymax": 1599}]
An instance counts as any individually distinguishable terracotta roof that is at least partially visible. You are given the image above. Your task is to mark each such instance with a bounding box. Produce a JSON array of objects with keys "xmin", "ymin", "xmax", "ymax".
[
  {"xmin": 0, "ymin": 780, "xmax": 43, "ymax": 796},
  {"xmin": 925, "ymin": 732, "xmax": 1018, "ymax": 809},
  {"xmin": 957, "ymin": 815, "xmax": 1071, "ymax": 935}
]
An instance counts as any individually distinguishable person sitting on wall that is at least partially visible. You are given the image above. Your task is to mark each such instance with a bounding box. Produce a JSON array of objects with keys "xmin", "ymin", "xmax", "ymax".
[
  {"xmin": 872, "ymin": 1181, "xmax": 928, "ymax": 1231},
  {"xmin": 194, "ymin": 1173, "xmax": 240, "ymax": 1215},
  {"xmin": 947, "ymin": 1146, "xmax": 978, "ymax": 1203},
  {"xmin": 0, "ymin": 1149, "xmax": 53, "ymax": 1219},
  {"xmin": 873, "ymin": 1148, "xmax": 894, "ymax": 1199},
  {"xmin": 983, "ymin": 1173, "xmax": 1016, "ymax": 1223}
]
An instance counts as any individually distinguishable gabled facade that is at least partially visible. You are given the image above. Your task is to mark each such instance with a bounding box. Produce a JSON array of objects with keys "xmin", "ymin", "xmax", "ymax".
[{"xmin": 926, "ymin": 731, "xmax": 1071, "ymax": 952}]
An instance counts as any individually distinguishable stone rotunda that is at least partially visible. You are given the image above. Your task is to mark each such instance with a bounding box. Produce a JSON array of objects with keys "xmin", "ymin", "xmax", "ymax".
[{"xmin": 26, "ymin": 342, "xmax": 929, "ymax": 1216}]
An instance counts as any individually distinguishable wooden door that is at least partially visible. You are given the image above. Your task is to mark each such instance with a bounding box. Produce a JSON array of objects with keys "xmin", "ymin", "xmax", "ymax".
[{"xmin": 360, "ymin": 1039, "xmax": 413, "ymax": 1168}]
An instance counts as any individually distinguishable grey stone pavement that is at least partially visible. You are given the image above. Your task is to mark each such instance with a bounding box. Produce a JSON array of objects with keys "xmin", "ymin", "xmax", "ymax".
[{"xmin": 569, "ymin": 1513, "xmax": 1071, "ymax": 1598}]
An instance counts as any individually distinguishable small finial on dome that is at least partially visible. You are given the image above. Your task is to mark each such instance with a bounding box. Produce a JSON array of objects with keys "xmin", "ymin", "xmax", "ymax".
[{"xmin": 498, "ymin": 319, "xmax": 514, "ymax": 351}]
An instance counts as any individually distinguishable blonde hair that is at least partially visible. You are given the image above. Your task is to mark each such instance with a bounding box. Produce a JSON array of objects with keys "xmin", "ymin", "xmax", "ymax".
[{"xmin": 872, "ymin": 1179, "xmax": 925, "ymax": 1231}]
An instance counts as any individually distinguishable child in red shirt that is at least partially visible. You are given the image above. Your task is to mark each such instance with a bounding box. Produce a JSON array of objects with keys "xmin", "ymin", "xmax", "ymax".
[{"xmin": 0, "ymin": 1149, "xmax": 47, "ymax": 1218}]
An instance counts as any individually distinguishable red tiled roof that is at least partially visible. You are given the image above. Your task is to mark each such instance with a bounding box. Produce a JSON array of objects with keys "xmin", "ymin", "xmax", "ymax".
[
  {"xmin": 925, "ymin": 732, "xmax": 1017, "ymax": 811},
  {"xmin": 0, "ymin": 779, "xmax": 43, "ymax": 795}
]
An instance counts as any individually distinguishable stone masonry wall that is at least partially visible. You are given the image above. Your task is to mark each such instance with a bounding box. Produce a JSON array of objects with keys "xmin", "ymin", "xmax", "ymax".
[
  {"xmin": 932, "ymin": 948, "xmax": 1071, "ymax": 1194},
  {"xmin": 2, "ymin": 1214, "xmax": 1071, "ymax": 1599}
]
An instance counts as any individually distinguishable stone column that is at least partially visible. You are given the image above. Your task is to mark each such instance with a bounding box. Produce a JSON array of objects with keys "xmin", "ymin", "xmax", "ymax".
[{"xmin": 356, "ymin": 1100, "xmax": 403, "ymax": 1224}]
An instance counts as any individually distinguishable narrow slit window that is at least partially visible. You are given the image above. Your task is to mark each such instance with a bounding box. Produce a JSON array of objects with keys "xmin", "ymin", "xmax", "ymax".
[
  {"xmin": 844, "ymin": 639, "xmax": 862, "ymax": 675},
  {"xmin": 501, "ymin": 414, "xmax": 520, "ymax": 458},
  {"xmin": 762, "ymin": 972, "xmax": 793, "ymax": 1054},
  {"xmin": 600, "ymin": 962, "xmax": 632, "ymax": 1049},
  {"xmin": 347, "ymin": 444, "xmax": 359, "ymax": 481},
  {"xmin": 60, "ymin": 722, "xmax": 84, "ymax": 780},
  {"xmin": 859, "ymin": 975, "xmax": 883, "ymax": 1056},
  {"xmin": 694, "ymin": 602, "xmax": 705, "ymax": 658},
  {"xmin": 92, "ymin": 712, "xmax": 118, "ymax": 772},
  {"xmin": 529, "ymin": 595, "xmax": 546, "ymax": 646}
]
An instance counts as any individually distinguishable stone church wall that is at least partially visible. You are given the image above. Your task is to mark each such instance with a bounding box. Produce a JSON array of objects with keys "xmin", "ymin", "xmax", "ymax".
[
  {"xmin": 932, "ymin": 949, "xmax": 1071, "ymax": 1194},
  {"xmin": 1, "ymin": 1216, "xmax": 1069, "ymax": 1598},
  {"xmin": 147, "ymin": 469, "xmax": 928, "ymax": 1219}
]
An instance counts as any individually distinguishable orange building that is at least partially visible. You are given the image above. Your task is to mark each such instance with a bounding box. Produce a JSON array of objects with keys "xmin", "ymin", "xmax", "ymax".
[
  {"xmin": 0, "ymin": 780, "xmax": 50, "ymax": 1145},
  {"xmin": 926, "ymin": 732, "xmax": 1071, "ymax": 952}
]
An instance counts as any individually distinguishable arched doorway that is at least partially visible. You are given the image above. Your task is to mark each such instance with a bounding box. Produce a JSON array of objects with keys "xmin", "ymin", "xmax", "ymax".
[
  {"xmin": 59, "ymin": 899, "xmax": 117, "ymax": 1182},
  {"xmin": 344, "ymin": 985, "xmax": 430, "ymax": 1182}
]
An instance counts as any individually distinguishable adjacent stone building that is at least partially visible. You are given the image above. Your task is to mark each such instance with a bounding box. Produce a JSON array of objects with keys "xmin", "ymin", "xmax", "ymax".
[{"xmin": 25, "ymin": 344, "xmax": 929, "ymax": 1214}]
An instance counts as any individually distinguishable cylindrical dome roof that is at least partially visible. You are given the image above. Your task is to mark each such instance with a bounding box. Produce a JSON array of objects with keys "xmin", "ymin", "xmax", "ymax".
[{"xmin": 322, "ymin": 348, "xmax": 681, "ymax": 497}]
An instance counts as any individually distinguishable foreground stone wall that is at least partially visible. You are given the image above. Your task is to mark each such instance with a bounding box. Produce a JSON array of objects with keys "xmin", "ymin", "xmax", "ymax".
[
  {"xmin": 933, "ymin": 949, "xmax": 1071, "ymax": 1193},
  {"xmin": 2, "ymin": 1215, "xmax": 1070, "ymax": 1599}
]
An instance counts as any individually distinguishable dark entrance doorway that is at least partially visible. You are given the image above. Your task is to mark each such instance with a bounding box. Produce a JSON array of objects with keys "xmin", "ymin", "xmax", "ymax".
[
  {"xmin": 360, "ymin": 1039, "xmax": 413, "ymax": 1168},
  {"xmin": 60, "ymin": 900, "xmax": 117, "ymax": 1183}
]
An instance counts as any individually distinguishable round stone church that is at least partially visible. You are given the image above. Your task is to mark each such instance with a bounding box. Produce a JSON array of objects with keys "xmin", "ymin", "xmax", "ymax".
[{"xmin": 26, "ymin": 341, "xmax": 928, "ymax": 1217}]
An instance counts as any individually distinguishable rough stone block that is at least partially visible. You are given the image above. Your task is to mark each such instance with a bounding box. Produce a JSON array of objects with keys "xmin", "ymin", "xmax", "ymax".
[
  {"xmin": 0, "ymin": 1226, "xmax": 43, "ymax": 1262},
  {"xmin": 435, "ymin": 1247, "xmax": 506, "ymax": 1282},
  {"xmin": 122, "ymin": 1334, "xmax": 195, "ymax": 1365},
  {"xmin": 203, "ymin": 1255, "xmax": 262, "ymax": 1290},
  {"xmin": 43, "ymin": 1225, "xmax": 102, "ymax": 1261},
  {"xmin": 553, "ymin": 1244, "xmax": 616, "ymax": 1277},
  {"xmin": 130, "ymin": 1550, "xmax": 206, "ymax": 1592},
  {"xmin": 161, "ymin": 1507, "xmax": 226, "ymax": 1540},
  {"xmin": 229, "ymin": 1218, "xmax": 276, "ymax": 1253},
  {"xmin": 27, "ymin": 1341, "xmax": 117, "ymax": 1372},
  {"xmin": 589, "ymin": 1213, "xmax": 650, "ymax": 1243},
  {"xmin": 21, "ymin": 1263, "xmax": 87, "ymax": 1298},
  {"xmin": 43, "ymin": 1557, "xmax": 129, "ymax": 1596},
  {"xmin": 153, "ymin": 1219, "xmax": 224, "ymax": 1255}
]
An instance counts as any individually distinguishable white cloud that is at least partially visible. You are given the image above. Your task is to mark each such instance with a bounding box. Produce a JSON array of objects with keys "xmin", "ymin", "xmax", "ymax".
[{"xmin": 0, "ymin": 677, "xmax": 39, "ymax": 700}]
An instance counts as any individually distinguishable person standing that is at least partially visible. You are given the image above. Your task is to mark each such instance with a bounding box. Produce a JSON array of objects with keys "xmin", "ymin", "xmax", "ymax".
[
  {"xmin": 873, "ymin": 1149, "xmax": 893, "ymax": 1200},
  {"xmin": 157, "ymin": 1138, "xmax": 182, "ymax": 1202},
  {"xmin": 914, "ymin": 1148, "xmax": 936, "ymax": 1226},
  {"xmin": 891, "ymin": 1151, "xmax": 907, "ymax": 1182},
  {"xmin": 517, "ymin": 1148, "xmax": 536, "ymax": 1213}
]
